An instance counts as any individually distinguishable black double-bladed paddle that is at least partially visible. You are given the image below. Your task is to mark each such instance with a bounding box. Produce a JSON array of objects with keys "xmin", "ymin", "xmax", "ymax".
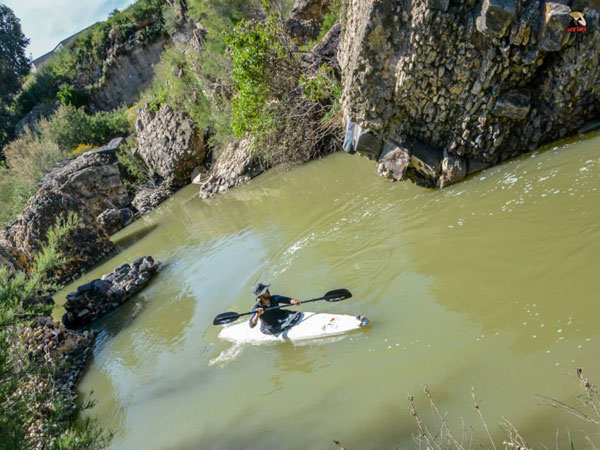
[{"xmin": 212, "ymin": 288, "xmax": 352, "ymax": 326}]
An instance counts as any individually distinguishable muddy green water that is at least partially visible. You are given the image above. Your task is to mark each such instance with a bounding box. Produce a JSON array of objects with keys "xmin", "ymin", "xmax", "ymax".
[{"xmin": 56, "ymin": 132, "xmax": 600, "ymax": 449}]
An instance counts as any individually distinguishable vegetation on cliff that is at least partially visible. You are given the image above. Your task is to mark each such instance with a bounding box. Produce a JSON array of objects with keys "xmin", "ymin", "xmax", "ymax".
[
  {"xmin": 228, "ymin": 8, "xmax": 341, "ymax": 166},
  {"xmin": 0, "ymin": 213, "xmax": 107, "ymax": 449}
]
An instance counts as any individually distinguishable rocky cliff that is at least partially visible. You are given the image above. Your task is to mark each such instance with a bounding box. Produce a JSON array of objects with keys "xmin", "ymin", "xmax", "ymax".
[
  {"xmin": 339, "ymin": 0, "xmax": 600, "ymax": 187},
  {"xmin": 91, "ymin": 38, "xmax": 167, "ymax": 111},
  {"xmin": 0, "ymin": 145, "xmax": 130, "ymax": 281}
]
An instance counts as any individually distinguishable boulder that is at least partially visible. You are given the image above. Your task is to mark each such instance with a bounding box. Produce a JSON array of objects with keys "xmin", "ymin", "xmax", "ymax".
[
  {"xmin": 63, "ymin": 256, "xmax": 159, "ymax": 328},
  {"xmin": 410, "ymin": 140, "xmax": 443, "ymax": 180},
  {"xmin": 439, "ymin": 155, "xmax": 467, "ymax": 188},
  {"xmin": 376, "ymin": 142, "xmax": 412, "ymax": 181},
  {"xmin": 476, "ymin": 0, "xmax": 517, "ymax": 38},
  {"xmin": 136, "ymin": 104, "xmax": 206, "ymax": 188},
  {"xmin": 40, "ymin": 148, "xmax": 129, "ymax": 217},
  {"xmin": 539, "ymin": 2, "xmax": 572, "ymax": 52},
  {"xmin": 97, "ymin": 208, "xmax": 134, "ymax": 235},
  {"xmin": 492, "ymin": 90, "xmax": 531, "ymax": 120},
  {"xmin": 131, "ymin": 183, "xmax": 173, "ymax": 215},
  {"xmin": 199, "ymin": 139, "xmax": 265, "ymax": 198},
  {"xmin": 0, "ymin": 186, "xmax": 115, "ymax": 282},
  {"xmin": 0, "ymin": 144, "xmax": 129, "ymax": 278}
]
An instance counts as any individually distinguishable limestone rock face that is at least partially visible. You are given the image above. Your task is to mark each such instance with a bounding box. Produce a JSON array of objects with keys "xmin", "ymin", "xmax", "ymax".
[
  {"xmin": 339, "ymin": 0, "xmax": 600, "ymax": 188},
  {"xmin": 0, "ymin": 146, "xmax": 130, "ymax": 280},
  {"xmin": 199, "ymin": 139, "xmax": 264, "ymax": 199},
  {"xmin": 62, "ymin": 256, "xmax": 159, "ymax": 328},
  {"xmin": 136, "ymin": 104, "xmax": 206, "ymax": 188},
  {"xmin": 91, "ymin": 38, "xmax": 167, "ymax": 110},
  {"xmin": 43, "ymin": 147, "xmax": 130, "ymax": 217}
]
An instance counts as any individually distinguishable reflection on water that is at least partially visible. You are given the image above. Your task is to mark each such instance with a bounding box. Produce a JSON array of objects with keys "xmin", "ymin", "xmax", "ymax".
[{"xmin": 53, "ymin": 131, "xmax": 600, "ymax": 449}]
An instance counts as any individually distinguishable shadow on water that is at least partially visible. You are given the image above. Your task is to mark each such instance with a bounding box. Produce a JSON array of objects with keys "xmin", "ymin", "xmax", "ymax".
[{"xmin": 112, "ymin": 223, "xmax": 160, "ymax": 253}]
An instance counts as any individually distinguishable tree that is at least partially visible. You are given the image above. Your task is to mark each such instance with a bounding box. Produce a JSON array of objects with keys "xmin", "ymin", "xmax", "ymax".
[
  {"xmin": 0, "ymin": 5, "xmax": 30, "ymax": 105},
  {"xmin": 0, "ymin": 5, "xmax": 30, "ymax": 154}
]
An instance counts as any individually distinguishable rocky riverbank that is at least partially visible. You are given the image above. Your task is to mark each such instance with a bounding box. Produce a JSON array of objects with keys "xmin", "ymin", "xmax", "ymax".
[
  {"xmin": 5, "ymin": 255, "xmax": 159, "ymax": 447},
  {"xmin": 9, "ymin": 316, "xmax": 96, "ymax": 449}
]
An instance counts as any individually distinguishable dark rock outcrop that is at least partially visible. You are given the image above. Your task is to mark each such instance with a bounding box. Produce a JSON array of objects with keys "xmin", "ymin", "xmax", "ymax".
[
  {"xmin": 302, "ymin": 22, "xmax": 342, "ymax": 69},
  {"xmin": 339, "ymin": 0, "xmax": 600, "ymax": 188},
  {"xmin": 62, "ymin": 256, "xmax": 159, "ymax": 328},
  {"xmin": 136, "ymin": 104, "xmax": 207, "ymax": 188}
]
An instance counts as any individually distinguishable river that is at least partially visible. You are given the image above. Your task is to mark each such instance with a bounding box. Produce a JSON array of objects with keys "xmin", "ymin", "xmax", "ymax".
[{"xmin": 55, "ymin": 131, "xmax": 600, "ymax": 449}]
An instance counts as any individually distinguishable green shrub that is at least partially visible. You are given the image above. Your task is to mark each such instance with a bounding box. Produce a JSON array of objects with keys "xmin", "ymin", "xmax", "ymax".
[
  {"xmin": 56, "ymin": 84, "xmax": 90, "ymax": 108},
  {"xmin": 3, "ymin": 116, "xmax": 64, "ymax": 211},
  {"xmin": 315, "ymin": 0, "xmax": 340, "ymax": 42},
  {"xmin": 226, "ymin": 6, "xmax": 342, "ymax": 166},
  {"xmin": 228, "ymin": 12, "xmax": 296, "ymax": 139},
  {"xmin": 116, "ymin": 137, "xmax": 149, "ymax": 186},
  {"xmin": 48, "ymin": 105, "xmax": 131, "ymax": 151}
]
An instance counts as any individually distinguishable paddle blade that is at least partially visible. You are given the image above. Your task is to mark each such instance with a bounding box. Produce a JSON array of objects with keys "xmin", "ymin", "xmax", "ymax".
[
  {"xmin": 213, "ymin": 312, "xmax": 241, "ymax": 325},
  {"xmin": 323, "ymin": 288, "xmax": 352, "ymax": 302}
]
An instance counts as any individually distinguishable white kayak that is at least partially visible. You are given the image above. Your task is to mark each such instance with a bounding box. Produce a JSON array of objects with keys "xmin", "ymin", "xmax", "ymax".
[{"xmin": 219, "ymin": 312, "xmax": 369, "ymax": 344}]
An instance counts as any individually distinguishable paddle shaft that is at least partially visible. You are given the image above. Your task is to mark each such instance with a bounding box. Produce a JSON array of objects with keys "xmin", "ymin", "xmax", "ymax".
[
  {"xmin": 212, "ymin": 289, "xmax": 351, "ymax": 325},
  {"xmin": 244, "ymin": 296, "xmax": 331, "ymax": 319}
]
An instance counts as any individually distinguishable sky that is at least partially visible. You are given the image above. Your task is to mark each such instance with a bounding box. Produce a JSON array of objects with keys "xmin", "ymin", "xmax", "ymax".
[{"xmin": 3, "ymin": 0, "xmax": 137, "ymax": 60}]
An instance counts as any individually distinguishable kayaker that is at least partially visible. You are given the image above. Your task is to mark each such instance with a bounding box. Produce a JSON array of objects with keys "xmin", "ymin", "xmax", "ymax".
[{"xmin": 249, "ymin": 282, "xmax": 301, "ymax": 335}]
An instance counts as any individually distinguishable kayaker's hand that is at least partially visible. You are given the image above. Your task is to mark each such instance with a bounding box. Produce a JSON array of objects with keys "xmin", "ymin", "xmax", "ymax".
[
  {"xmin": 291, "ymin": 299, "xmax": 300, "ymax": 305},
  {"xmin": 256, "ymin": 307, "xmax": 264, "ymax": 316}
]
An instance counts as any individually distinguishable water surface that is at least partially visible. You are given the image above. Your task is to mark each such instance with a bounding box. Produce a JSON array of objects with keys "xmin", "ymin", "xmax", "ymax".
[{"xmin": 56, "ymin": 131, "xmax": 600, "ymax": 449}]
